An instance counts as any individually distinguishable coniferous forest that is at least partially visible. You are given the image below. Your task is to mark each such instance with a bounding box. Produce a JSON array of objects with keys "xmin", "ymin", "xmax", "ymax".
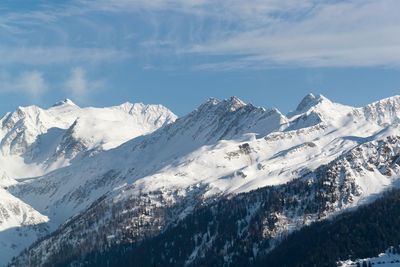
[{"xmin": 48, "ymin": 189, "xmax": 400, "ymax": 267}]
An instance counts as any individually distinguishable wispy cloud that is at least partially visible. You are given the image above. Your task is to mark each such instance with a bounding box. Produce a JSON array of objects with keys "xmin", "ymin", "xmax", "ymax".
[
  {"xmin": 185, "ymin": 0, "xmax": 400, "ymax": 69},
  {"xmin": 1, "ymin": 0, "xmax": 399, "ymax": 69},
  {"xmin": 0, "ymin": 2, "xmax": 130, "ymax": 66},
  {"xmin": 19, "ymin": 71, "xmax": 47, "ymax": 98},
  {"xmin": 66, "ymin": 67, "xmax": 87, "ymax": 100},
  {"xmin": 80, "ymin": 0, "xmax": 400, "ymax": 69},
  {"xmin": 0, "ymin": 70, "xmax": 47, "ymax": 98},
  {"xmin": 0, "ymin": 67, "xmax": 103, "ymax": 101},
  {"xmin": 65, "ymin": 67, "xmax": 103, "ymax": 101},
  {"xmin": 0, "ymin": 47, "xmax": 129, "ymax": 65}
]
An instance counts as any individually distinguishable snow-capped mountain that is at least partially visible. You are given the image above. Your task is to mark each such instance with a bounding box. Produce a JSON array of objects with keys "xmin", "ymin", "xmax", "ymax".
[
  {"xmin": 0, "ymin": 100, "xmax": 176, "ymax": 266},
  {"xmin": 2, "ymin": 94, "xmax": 400, "ymax": 266},
  {"xmin": 9, "ymin": 97, "xmax": 288, "ymax": 229},
  {"xmin": 287, "ymin": 93, "xmax": 355, "ymax": 129},
  {"xmin": 12, "ymin": 133, "xmax": 400, "ymax": 267},
  {"xmin": 0, "ymin": 99, "xmax": 176, "ymax": 179}
]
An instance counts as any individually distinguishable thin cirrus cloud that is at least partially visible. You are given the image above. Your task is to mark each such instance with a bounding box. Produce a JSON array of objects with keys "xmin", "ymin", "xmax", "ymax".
[
  {"xmin": 183, "ymin": 0, "xmax": 400, "ymax": 69},
  {"xmin": 74, "ymin": 0, "xmax": 400, "ymax": 69},
  {"xmin": 0, "ymin": 47, "xmax": 130, "ymax": 66},
  {"xmin": 0, "ymin": 3, "xmax": 130, "ymax": 66},
  {"xmin": 0, "ymin": 0, "xmax": 399, "ymax": 70}
]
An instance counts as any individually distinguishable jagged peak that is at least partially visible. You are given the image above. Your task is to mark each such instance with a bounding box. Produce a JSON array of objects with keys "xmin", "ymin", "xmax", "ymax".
[
  {"xmin": 225, "ymin": 96, "xmax": 246, "ymax": 111},
  {"xmin": 119, "ymin": 101, "xmax": 144, "ymax": 107},
  {"xmin": 287, "ymin": 93, "xmax": 334, "ymax": 119},
  {"xmin": 16, "ymin": 104, "xmax": 41, "ymax": 112},
  {"xmin": 197, "ymin": 96, "xmax": 247, "ymax": 113},
  {"xmin": 8, "ymin": 105, "xmax": 45, "ymax": 121},
  {"xmin": 359, "ymin": 95, "xmax": 400, "ymax": 125},
  {"xmin": 52, "ymin": 98, "xmax": 78, "ymax": 108},
  {"xmin": 269, "ymin": 107, "xmax": 285, "ymax": 117},
  {"xmin": 116, "ymin": 102, "xmax": 177, "ymax": 121},
  {"xmin": 286, "ymin": 93, "xmax": 357, "ymax": 129},
  {"xmin": 117, "ymin": 101, "xmax": 179, "ymax": 111},
  {"xmin": 117, "ymin": 102, "xmax": 144, "ymax": 112},
  {"xmin": 195, "ymin": 98, "xmax": 220, "ymax": 113},
  {"xmin": 201, "ymin": 97, "xmax": 220, "ymax": 107},
  {"xmin": 364, "ymin": 95, "xmax": 400, "ymax": 108},
  {"xmin": 295, "ymin": 93, "xmax": 330, "ymax": 113},
  {"xmin": 194, "ymin": 96, "xmax": 287, "ymax": 122},
  {"xmin": 296, "ymin": 93, "xmax": 315, "ymax": 111}
]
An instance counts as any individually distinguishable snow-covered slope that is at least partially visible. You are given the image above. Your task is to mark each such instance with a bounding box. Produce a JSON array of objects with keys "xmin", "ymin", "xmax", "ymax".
[
  {"xmin": 10, "ymin": 133, "xmax": 400, "ymax": 267},
  {"xmin": 0, "ymin": 188, "xmax": 47, "ymax": 267},
  {"xmin": 0, "ymin": 188, "xmax": 47, "ymax": 232},
  {"xmin": 360, "ymin": 95, "xmax": 400, "ymax": 126},
  {"xmin": 3, "ymin": 94, "xmax": 400, "ymax": 266},
  {"xmin": 0, "ymin": 100, "xmax": 177, "ymax": 178},
  {"xmin": 0, "ymin": 99, "xmax": 176, "ymax": 266},
  {"xmin": 11, "ymin": 96, "xmax": 288, "ymax": 227},
  {"xmin": 287, "ymin": 93, "xmax": 355, "ymax": 129}
]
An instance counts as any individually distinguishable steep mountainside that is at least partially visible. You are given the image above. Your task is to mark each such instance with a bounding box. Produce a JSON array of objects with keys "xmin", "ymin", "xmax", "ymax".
[
  {"xmin": 258, "ymin": 189, "xmax": 400, "ymax": 267},
  {"xmin": 10, "ymin": 96, "xmax": 289, "ymax": 227},
  {"xmin": 50, "ymin": 179, "xmax": 400, "ymax": 267},
  {"xmin": 0, "ymin": 100, "xmax": 176, "ymax": 266},
  {"xmin": 6, "ymin": 94, "xmax": 400, "ymax": 267},
  {"xmin": 0, "ymin": 94, "xmax": 400, "ymax": 266},
  {"xmin": 0, "ymin": 188, "xmax": 48, "ymax": 266}
]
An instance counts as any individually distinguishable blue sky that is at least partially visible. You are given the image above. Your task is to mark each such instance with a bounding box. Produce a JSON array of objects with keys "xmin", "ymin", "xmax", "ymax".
[{"xmin": 0, "ymin": 0, "xmax": 399, "ymax": 116}]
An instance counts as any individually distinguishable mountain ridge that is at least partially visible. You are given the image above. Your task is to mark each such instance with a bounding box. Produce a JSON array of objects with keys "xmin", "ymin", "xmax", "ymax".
[{"xmin": 1, "ymin": 94, "xmax": 400, "ymax": 266}]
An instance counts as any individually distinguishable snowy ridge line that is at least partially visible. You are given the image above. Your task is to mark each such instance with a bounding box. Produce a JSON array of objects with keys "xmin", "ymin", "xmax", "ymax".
[
  {"xmin": 0, "ymin": 99, "xmax": 176, "ymax": 180},
  {"xmin": 1, "ymin": 93, "xmax": 400, "ymax": 266}
]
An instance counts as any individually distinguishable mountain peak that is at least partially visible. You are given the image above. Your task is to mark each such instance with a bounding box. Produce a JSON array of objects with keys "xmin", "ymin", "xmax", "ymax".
[
  {"xmin": 198, "ymin": 96, "xmax": 246, "ymax": 112},
  {"xmin": 367, "ymin": 95, "xmax": 400, "ymax": 106},
  {"xmin": 202, "ymin": 97, "xmax": 220, "ymax": 107},
  {"xmin": 295, "ymin": 93, "xmax": 329, "ymax": 113},
  {"xmin": 224, "ymin": 96, "xmax": 246, "ymax": 111},
  {"xmin": 52, "ymin": 98, "xmax": 78, "ymax": 108},
  {"xmin": 297, "ymin": 93, "xmax": 316, "ymax": 109},
  {"xmin": 287, "ymin": 93, "xmax": 331, "ymax": 118},
  {"xmin": 361, "ymin": 95, "xmax": 400, "ymax": 125}
]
